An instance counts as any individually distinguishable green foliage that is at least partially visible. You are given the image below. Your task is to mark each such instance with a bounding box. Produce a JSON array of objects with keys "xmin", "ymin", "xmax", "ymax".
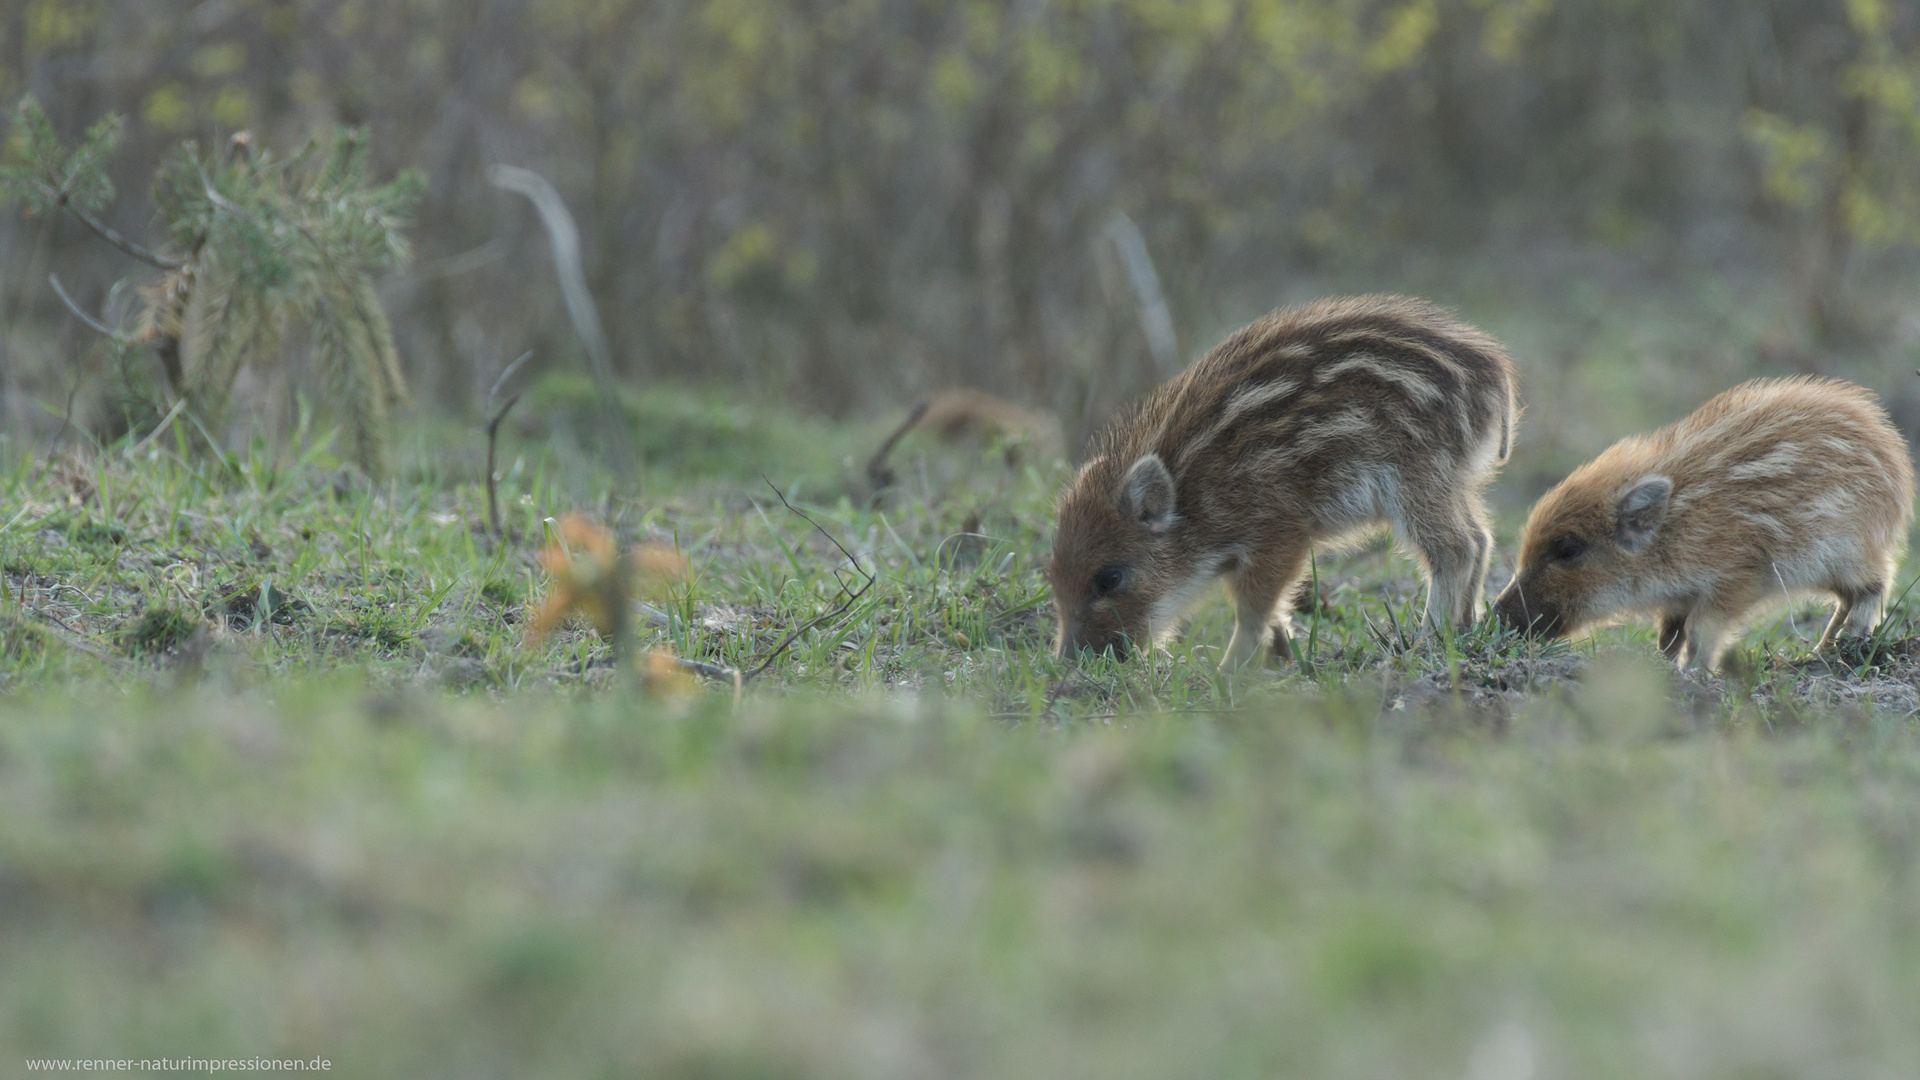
[
  {"xmin": 117, "ymin": 603, "xmax": 201, "ymax": 656},
  {"xmin": 0, "ymin": 95, "xmax": 120, "ymax": 216},
  {"xmin": 146, "ymin": 128, "xmax": 423, "ymax": 475},
  {"xmin": 15, "ymin": 0, "xmax": 1920, "ymax": 414},
  {"xmin": 1741, "ymin": 1, "xmax": 1920, "ymax": 256},
  {"xmin": 1, "ymin": 98, "xmax": 423, "ymax": 476},
  {"xmin": 151, "ymin": 127, "xmax": 422, "ymax": 282},
  {"xmin": 18, "ymin": 0, "xmax": 1920, "ymax": 410},
  {"xmin": 1741, "ymin": 109, "xmax": 1830, "ymax": 211},
  {"xmin": 1835, "ymin": 0, "xmax": 1920, "ymax": 248}
]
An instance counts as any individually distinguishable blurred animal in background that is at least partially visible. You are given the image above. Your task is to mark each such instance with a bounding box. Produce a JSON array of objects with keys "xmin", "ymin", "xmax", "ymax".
[
  {"xmin": 1495, "ymin": 377, "xmax": 1915, "ymax": 670},
  {"xmin": 1050, "ymin": 295, "xmax": 1518, "ymax": 667},
  {"xmin": 865, "ymin": 388, "xmax": 1062, "ymax": 496}
]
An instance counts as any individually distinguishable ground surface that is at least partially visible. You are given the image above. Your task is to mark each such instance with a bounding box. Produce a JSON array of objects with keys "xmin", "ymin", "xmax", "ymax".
[{"xmin": 3, "ymin": 385, "xmax": 1920, "ymax": 1078}]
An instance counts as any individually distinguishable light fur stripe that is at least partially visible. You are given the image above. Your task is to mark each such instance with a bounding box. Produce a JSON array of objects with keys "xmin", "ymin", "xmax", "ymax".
[
  {"xmin": 1497, "ymin": 388, "xmax": 1513, "ymax": 461},
  {"xmin": 1177, "ymin": 377, "xmax": 1300, "ymax": 465},
  {"xmin": 1312, "ymin": 355, "xmax": 1446, "ymax": 405},
  {"xmin": 1236, "ymin": 406, "xmax": 1376, "ymax": 473},
  {"xmin": 1725, "ymin": 444, "xmax": 1802, "ymax": 481},
  {"xmin": 1324, "ymin": 330, "xmax": 1468, "ymax": 381}
]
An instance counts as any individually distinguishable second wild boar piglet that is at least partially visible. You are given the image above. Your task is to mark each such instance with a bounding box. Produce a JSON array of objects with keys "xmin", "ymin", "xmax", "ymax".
[{"xmin": 1493, "ymin": 376, "xmax": 1914, "ymax": 669}]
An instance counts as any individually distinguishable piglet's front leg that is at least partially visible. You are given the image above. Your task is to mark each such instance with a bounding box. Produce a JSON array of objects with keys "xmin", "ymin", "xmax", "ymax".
[{"xmin": 1222, "ymin": 544, "xmax": 1307, "ymax": 669}]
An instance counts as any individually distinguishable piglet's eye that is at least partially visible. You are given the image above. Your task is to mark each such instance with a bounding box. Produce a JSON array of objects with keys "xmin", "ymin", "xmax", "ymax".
[
  {"xmin": 1550, "ymin": 536, "xmax": 1586, "ymax": 563},
  {"xmin": 1092, "ymin": 566, "xmax": 1126, "ymax": 595}
]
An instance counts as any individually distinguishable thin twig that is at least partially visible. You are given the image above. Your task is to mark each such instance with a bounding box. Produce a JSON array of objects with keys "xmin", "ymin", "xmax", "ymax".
[
  {"xmin": 30, "ymin": 272, "xmax": 112, "ymax": 474},
  {"xmin": 196, "ymin": 160, "xmax": 246, "ymax": 217},
  {"xmin": 486, "ymin": 348, "xmax": 535, "ymax": 415},
  {"xmin": 48, "ymin": 274, "xmax": 129, "ymax": 339},
  {"xmin": 484, "ymin": 350, "xmax": 534, "ymax": 537},
  {"xmin": 486, "ymin": 166, "xmax": 620, "ymax": 385},
  {"xmin": 61, "ymin": 202, "xmax": 182, "ymax": 271},
  {"xmin": 28, "ymin": 296, "xmax": 99, "ymax": 487},
  {"xmin": 932, "ymin": 530, "xmax": 1012, "ymax": 574},
  {"xmin": 1042, "ymin": 668, "xmax": 1093, "ymax": 713},
  {"xmin": 1, "ymin": 610, "xmax": 138, "ymax": 673},
  {"xmin": 1104, "ymin": 209, "xmax": 1178, "ymax": 373},
  {"xmin": 741, "ymin": 478, "xmax": 878, "ymax": 684},
  {"xmin": 990, "ymin": 707, "xmax": 1235, "ymax": 722},
  {"xmin": 484, "ymin": 398, "xmax": 521, "ymax": 536},
  {"xmin": 124, "ymin": 398, "xmax": 189, "ymax": 460},
  {"xmin": 677, "ymin": 651, "xmax": 746, "ymax": 705},
  {"xmin": 865, "ymin": 400, "xmax": 929, "ymax": 496},
  {"xmin": 182, "ymin": 404, "xmax": 234, "ymax": 472},
  {"xmin": 405, "ymin": 238, "xmax": 505, "ymax": 282},
  {"xmin": 671, "ymin": 655, "xmax": 739, "ymax": 682}
]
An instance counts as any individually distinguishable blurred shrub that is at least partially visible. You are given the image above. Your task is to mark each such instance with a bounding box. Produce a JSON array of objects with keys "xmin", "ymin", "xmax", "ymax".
[
  {"xmin": 4, "ymin": 0, "xmax": 1920, "ymax": 438},
  {"xmin": 1, "ymin": 96, "xmax": 422, "ymax": 472}
]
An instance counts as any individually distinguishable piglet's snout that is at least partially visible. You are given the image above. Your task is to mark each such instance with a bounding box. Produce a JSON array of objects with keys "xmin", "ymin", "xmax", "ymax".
[
  {"xmin": 1059, "ymin": 632, "xmax": 1130, "ymax": 661},
  {"xmin": 1493, "ymin": 586, "xmax": 1562, "ymax": 638}
]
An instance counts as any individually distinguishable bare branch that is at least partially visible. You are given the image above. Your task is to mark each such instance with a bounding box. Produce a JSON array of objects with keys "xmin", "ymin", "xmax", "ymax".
[
  {"xmin": 484, "ymin": 350, "xmax": 534, "ymax": 537},
  {"xmin": 27, "ymin": 371, "xmax": 87, "ymax": 489},
  {"xmin": 487, "ymin": 348, "xmax": 535, "ymax": 416},
  {"xmin": 48, "ymin": 274, "xmax": 128, "ymax": 340},
  {"xmin": 29, "ymin": 282, "xmax": 108, "ymax": 486},
  {"xmin": 124, "ymin": 398, "xmax": 189, "ymax": 460},
  {"xmin": 671, "ymin": 655, "xmax": 740, "ymax": 683},
  {"xmin": 195, "ymin": 160, "xmax": 245, "ymax": 217},
  {"xmin": 0, "ymin": 610, "xmax": 138, "ymax": 673},
  {"xmin": 865, "ymin": 399, "xmax": 929, "ymax": 497},
  {"xmin": 486, "ymin": 166, "xmax": 621, "ymax": 386},
  {"xmin": 742, "ymin": 478, "xmax": 879, "ymax": 684},
  {"xmin": 405, "ymin": 239, "xmax": 506, "ymax": 282},
  {"xmin": 1104, "ymin": 210, "xmax": 1177, "ymax": 374},
  {"xmin": 61, "ymin": 202, "xmax": 182, "ymax": 271}
]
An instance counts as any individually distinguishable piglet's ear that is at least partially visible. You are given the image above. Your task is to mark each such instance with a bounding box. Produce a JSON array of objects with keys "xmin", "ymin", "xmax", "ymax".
[
  {"xmin": 1118, "ymin": 454, "xmax": 1178, "ymax": 534},
  {"xmin": 1615, "ymin": 475, "xmax": 1672, "ymax": 553}
]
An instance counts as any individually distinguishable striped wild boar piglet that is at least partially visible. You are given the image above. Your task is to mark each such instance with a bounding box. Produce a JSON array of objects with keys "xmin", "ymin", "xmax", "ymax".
[
  {"xmin": 1050, "ymin": 295, "xmax": 1519, "ymax": 667},
  {"xmin": 1493, "ymin": 377, "xmax": 1915, "ymax": 670}
]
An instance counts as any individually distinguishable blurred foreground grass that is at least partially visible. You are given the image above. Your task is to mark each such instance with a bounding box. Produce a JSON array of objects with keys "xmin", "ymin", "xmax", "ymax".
[
  {"xmin": 4, "ymin": 674, "xmax": 1919, "ymax": 1077},
  {"xmin": 3, "ymin": 376, "xmax": 1920, "ymax": 1076}
]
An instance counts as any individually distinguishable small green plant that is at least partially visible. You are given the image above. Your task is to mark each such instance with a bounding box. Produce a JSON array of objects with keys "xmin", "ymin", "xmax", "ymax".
[
  {"xmin": 1, "ymin": 96, "xmax": 424, "ymax": 475},
  {"xmin": 119, "ymin": 603, "xmax": 202, "ymax": 657}
]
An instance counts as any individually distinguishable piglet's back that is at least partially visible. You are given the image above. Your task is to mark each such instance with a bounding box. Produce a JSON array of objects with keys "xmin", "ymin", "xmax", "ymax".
[
  {"xmin": 1101, "ymin": 296, "xmax": 1515, "ymax": 490},
  {"xmin": 1569, "ymin": 377, "xmax": 1913, "ymax": 565}
]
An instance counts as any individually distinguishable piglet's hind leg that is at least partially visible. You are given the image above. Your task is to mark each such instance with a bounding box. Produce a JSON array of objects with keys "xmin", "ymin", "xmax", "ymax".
[{"xmin": 1819, "ymin": 579, "xmax": 1887, "ymax": 649}]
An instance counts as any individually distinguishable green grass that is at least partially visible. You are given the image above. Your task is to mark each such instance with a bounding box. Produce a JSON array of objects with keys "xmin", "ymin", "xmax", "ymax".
[{"xmin": 3, "ymin": 383, "xmax": 1920, "ymax": 1076}]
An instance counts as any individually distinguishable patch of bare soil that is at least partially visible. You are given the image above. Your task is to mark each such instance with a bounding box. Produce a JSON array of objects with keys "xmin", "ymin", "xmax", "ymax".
[{"xmin": 1758, "ymin": 636, "xmax": 1920, "ymax": 718}]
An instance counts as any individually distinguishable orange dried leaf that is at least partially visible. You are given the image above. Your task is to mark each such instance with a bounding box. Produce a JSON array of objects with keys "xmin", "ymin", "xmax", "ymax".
[
  {"xmin": 527, "ymin": 517, "xmax": 688, "ymax": 646},
  {"xmin": 640, "ymin": 647, "xmax": 698, "ymax": 699},
  {"xmin": 630, "ymin": 543, "xmax": 689, "ymax": 591}
]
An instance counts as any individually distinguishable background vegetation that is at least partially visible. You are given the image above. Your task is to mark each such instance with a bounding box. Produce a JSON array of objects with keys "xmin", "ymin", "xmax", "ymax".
[{"xmin": 8, "ymin": 0, "xmax": 1920, "ymax": 451}]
